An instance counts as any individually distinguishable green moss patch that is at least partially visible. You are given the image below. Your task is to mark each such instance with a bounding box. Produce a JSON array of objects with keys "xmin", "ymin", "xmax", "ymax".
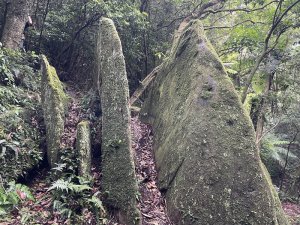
[
  {"xmin": 40, "ymin": 55, "xmax": 67, "ymax": 168},
  {"xmin": 98, "ymin": 18, "xmax": 141, "ymax": 225},
  {"xmin": 76, "ymin": 121, "xmax": 92, "ymax": 178}
]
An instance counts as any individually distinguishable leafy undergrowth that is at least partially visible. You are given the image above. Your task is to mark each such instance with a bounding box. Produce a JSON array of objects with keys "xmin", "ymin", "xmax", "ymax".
[
  {"xmin": 1, "ymin": 167, "xmax": 104, "ymax": 225},
  {"xmin": 1, "ymin": 83, "xmax": 105, "ymax": 224},
  {"xmin": 0, "ymin": 48, "xmax": 44, "ymax": 185},
  {"xmin": 0, "ymin": 48, "xmax": 46, "ymax": 223}
]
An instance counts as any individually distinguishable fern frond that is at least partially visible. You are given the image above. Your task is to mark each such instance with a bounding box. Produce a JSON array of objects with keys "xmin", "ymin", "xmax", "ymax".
[
  {"xmin": 69, "ymin": 184, "xmax": 91, "ymax": 193},
  {"xmin": 48, "ymin": 179, "xmax": 70, "ymax": 192},
  {"xmin": 88, "ymin": 196, "xmax": 105, "ymax": 212}
]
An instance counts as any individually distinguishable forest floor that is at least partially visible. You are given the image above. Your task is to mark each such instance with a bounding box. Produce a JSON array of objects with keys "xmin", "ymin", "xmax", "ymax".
[
  {"xmin": 3, "ymin": 83, "xmax": 171, "ymax": 225},
  {"xmin": 283, "ymin": 202, "xmax": 300, "ymax": 224},
  {"xmin": 131, "ymin": 116, "xmax": 172, "ymax": 225},
  {"xmin": 2, "ymin": 82, "xmax": 299, "ymax": 225},
  {"xmin": 3, "ymin": 83, "xmax": 86, "ymax": 224}
]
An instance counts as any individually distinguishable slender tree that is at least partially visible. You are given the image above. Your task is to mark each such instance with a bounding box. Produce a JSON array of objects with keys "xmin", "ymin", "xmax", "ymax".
[
  {"xmin": 1, "ymin": 0, "xmax": 30, "ymax": 49},
  {"xmin": 241, "ymin": 0, "xmax": 300, "ymax": 103}
]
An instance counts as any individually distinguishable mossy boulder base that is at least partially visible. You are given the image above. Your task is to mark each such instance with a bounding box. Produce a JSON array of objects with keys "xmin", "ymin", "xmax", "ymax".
[
  {"xmin": 141, "ymin": 20, "xmax": 289, "ymax": 225},
  {"xmin": 41, "ymin": 55, "xmax": 67, "ymax": 168},
  {"xmin": 98, "ymin": 18, "xmax": 141, "ymax": 225}
]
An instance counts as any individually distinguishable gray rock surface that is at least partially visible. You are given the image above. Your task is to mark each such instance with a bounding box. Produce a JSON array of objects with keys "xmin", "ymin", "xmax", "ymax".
[{"xmin": 141, "ymin": 20, "xmax": 289, "ymax": 225}]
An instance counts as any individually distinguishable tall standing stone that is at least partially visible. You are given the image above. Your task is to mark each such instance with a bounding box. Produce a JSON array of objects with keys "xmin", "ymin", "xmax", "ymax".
[
  {"xmin": 141, "ymin": 20, "xmax": 289, "ymax": 225},
  {"xmin": 98, "ymin": 18, "xmax": 141, "ymax": 225},
  {"xmin": 41, "ymin": 55, "xmax": 67, "ymax": 168}
]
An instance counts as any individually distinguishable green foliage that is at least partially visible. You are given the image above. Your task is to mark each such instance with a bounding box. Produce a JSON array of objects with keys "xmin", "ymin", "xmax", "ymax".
[
  {"xmin": 48, "ymin": 145, "xmax": 106, "ymax": 223},
  {"xmin": 49, "ymin": 175, "xmax": 106, "ymax": 223},
  {"xmin": 27, "ymin": 0, "xmax": 151, "ymax": 90},
  {"xmin": 0, "ymin": 49, "xmax": 43, "ymax": 184},
  {"xmin": 0, "ymin": 48, "xmax": 14, "ymax": 85},
  {"xmin": 0, "ymin": 181, "xmax": 34, "ymax": 216},
  {"xmin": 0, "ymin": 48, "xmax": 40, "ymax": 89},
  {"xmin": 261, "ymin": 133, "xmax": 297, "ymax": 180},
  {"xmin": 252, "ymin": 73, "xmax": 267, "ymax": 94},
  {"xmin": 51, "ymin": 148, "xmax": 78, "ymax": 179},
  {"xmin": 48, "ymin": 178, "xmax": 91, "ymax": 193}
]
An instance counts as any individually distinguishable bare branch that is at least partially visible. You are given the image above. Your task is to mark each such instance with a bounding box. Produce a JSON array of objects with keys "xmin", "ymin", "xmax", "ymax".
[
  {"xmin": 204, "ymin": 19, "xmax": 265, "ymax": 30},
  {"xmin": 273, "ymin": 0, "xmax": 284, "ymax": 26},
  {"xmin": 196, "ymin": 0, "xmax": 226, "ymax": 16},
  {"xmin": 57, "ymin": 13, "xmax": 103, "ymax": 60},
  {"xmin": 130, "ymin": 64, "xmax": 163, "ymax": 106},
  {"xmin": 201, "ymin": 1, "xmax": 278, "ymax": 16}
]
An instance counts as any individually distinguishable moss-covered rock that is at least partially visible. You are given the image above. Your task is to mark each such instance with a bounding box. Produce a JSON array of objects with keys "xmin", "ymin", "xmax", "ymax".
[
  {"xmin": 76, "ymin": 121, "xmax": 91, "ymax": 178},
  {"xmin": 98, "ymin": 18, "xmax": 141, "ymax": 225},
  {"xmin": 141, "ymin": 20, "xmax": 289, "ymax": 225},
  {"xmin": 40, "ymin": 55, "xmax": 67, "ymax": 168}
]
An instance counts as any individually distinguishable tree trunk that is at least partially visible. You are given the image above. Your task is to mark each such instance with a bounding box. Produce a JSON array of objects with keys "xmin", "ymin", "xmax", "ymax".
[
  {"xmin": 255, "ymin": 73, "xmax": 273, "ymax": 147},
  {"xmin": 1, "ymin": 0, "xmax": 29, "ymax": 50},
  {"xmin": 241, "ymin": 52, "xmax": 267, "ymax": 103}
]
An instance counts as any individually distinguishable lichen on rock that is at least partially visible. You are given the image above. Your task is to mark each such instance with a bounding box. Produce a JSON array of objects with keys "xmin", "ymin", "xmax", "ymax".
[
  {"xmin": 76, "ymin": 120, "xmax": 91, "ymax": 178},
  {"xmin": 141, "ymin": 20, "xmax": 289, "ymax": 225},
  {"xmin": 40, "ymin": 55, "xmax": 67, "ymax": 168},
  {"xmin": 98, "ymin": 18, "xmax": 141, "ymax": 225}
]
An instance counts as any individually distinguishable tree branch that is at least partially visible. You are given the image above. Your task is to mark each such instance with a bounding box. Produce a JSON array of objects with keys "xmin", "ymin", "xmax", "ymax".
[
  {"xmin": 241, "ymin": 0, "xmax": 300, "ymax": 103},
  {"xmin": 57, "ymin": 13, "xmax": 103, "ymax": 60},
  {"xmin": 204, "ymin": 19, "xmax": 265, "ymax": 30},
  {"xmin": 130, "ymin": 64, "xmax": 163, "ymax": 106},
  {"xmin": 201, "ymin": 1, "xmax": 278, "ymax": 16}
]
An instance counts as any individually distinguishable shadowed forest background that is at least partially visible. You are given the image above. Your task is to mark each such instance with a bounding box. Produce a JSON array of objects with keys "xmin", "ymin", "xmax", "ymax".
[{"xmin": 0, "ymin": 0, "xmax": 300, "ymax": 224}]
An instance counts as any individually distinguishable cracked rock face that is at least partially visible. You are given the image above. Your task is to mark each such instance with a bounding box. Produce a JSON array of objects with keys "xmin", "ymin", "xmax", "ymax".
[{"xmin": 141, "ymin": 20, "xmax": 289, "ymax": 225}]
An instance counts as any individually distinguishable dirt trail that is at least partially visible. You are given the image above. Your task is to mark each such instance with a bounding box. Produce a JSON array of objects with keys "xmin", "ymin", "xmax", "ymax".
[
  {"xmin": 283, "ymin": 202, "xmax": 300, "ymax": 224},
  {"xmin": 5, "ymin": 82, "xmax": 299, "ymax": 225},
  {"xmin": 6, "ymin": 82, "xmax": 173, "ymax": 225},
  {"xmin": 131, "ymin": 116, "xmax": 173, "ymax": 225},
  {"xmin": 6, "ymin": 83, "xmax": 84, "ymax": 224},
  {"xmin": 60, "ymin": 83, "xmax": 83, "ymax": 149}
]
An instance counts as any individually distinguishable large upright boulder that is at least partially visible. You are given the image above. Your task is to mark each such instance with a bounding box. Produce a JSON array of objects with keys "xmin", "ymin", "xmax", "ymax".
[
  {"xmin": 141, "ymin": 20, "xmax": 289, "ymax": 225},
  {"xmin": 41, "ymin": 55, "xmax": 67, "ymax": 168},
  {"xmin": 98, "ymin": 18, "xmax": 141, "ymax": 225}
]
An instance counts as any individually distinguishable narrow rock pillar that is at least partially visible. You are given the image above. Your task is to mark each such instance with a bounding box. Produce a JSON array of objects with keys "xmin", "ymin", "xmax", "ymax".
[
  {"xmin": 98, "ymin": 18, "xmax": 141, "ymax": 225},
  {"xmin": 76, "ymin": 121, "xmax": 92, "ymax": 178}
]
